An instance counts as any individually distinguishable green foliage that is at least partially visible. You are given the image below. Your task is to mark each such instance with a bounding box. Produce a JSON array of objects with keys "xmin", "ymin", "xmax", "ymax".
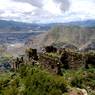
[
  {"xmin": 62, "ymin": 68, "xmax": 95, "ymax": 94},
  {"xmin": 21, "ymin": 65, "xmax": 68, "ymax": 95},
  {"xmin": 0, "ymin": 65, "xmax": 68, "ymax": 95}
]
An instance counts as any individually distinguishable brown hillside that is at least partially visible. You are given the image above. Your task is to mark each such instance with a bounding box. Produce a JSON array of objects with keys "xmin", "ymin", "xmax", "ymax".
[{"xmin": 26, "ymin": 25, "xmax": 95, "ymax": 50}]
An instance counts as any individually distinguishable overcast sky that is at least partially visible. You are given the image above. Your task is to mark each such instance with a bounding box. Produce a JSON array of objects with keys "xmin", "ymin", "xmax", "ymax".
[{"xmin": 0, "ymin": 0, "xmax": 95, "ymax": 23}]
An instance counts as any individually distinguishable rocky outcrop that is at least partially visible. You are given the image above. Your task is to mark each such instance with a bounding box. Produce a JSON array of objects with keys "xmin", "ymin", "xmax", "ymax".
[{"xmin": 68, "ymin": 88, "xmax": 88, "ymax": 95}]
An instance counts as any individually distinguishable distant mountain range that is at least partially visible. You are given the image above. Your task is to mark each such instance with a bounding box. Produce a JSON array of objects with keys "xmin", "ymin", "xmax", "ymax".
[
  {"xmin": 0, "ymin": 19, "xmax": 95, "ymax": 51},
  {"xmin": 26, "ymin": 21, "xmax": 95, "ymax": 51},
  {"xmin": 0, "ymin": 19, "xmax": 95, "ymax": 32},
  {"xmin": 63, "ymin": 20, "xmax": 95, "ymax": 27},
  {"xmin": 0, "ymin": 20, "xmax": 52, "ymax": 32}
]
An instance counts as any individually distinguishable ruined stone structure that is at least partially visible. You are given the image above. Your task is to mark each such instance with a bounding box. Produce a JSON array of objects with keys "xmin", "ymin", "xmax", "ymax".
[{"xmin": 39, "ymin": 54, "xmax": 61, "ymax": 74}]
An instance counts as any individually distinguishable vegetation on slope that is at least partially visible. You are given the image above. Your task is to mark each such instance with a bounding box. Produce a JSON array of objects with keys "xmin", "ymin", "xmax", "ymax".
[
  {"xmin": 0, "ymin": 47, "xmax": 95, "ymax": 95},
  {"xmin": 0, "ymin": 65, "xmax": 68, "ymax": 95}
]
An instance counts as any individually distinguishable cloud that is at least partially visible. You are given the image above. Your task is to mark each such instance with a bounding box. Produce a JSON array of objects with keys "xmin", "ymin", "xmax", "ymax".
[
  {"xmin": 13, "ymin": 0, "xmax": 44, "ymax": 8},
  {"xmin": 13, "ymin": 0, "xmax": 69, "ymax": 11},
  {"xmin": 54, "ymin": 0, "xmax": 70, "ymax": 11},
  {"xmin": 13, "ymin": 0, "xmax": 69, "ymax": 15},
  {"xmin": 42, "ymin": 0, "xmax": 62, "ymax": 15},
  {"xmin": 67, "ymin": 0, "xmax": 95, "ymax": 20},
  {"xmin": 69, "ymin": 0, "xmax": 95, "ymax": 14},
  {"xmin": 0, "ymin": 0, "xmax": 69, "ymax": 23},
  {"xmin": 0, "ymin": 0, "xmax": 95, "ymax": 23}
]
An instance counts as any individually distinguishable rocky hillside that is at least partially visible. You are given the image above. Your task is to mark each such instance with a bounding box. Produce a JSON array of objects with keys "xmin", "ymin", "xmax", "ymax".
[{"xmin": 26, "ymin": 25, "xmax": 95, "ymax": 50}]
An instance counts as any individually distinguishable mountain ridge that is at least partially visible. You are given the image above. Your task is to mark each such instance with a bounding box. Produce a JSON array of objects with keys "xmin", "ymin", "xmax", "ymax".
[
  {"xmin": 0, "ymin": 19, "xmax": 95, "ymax": 32},
  {"xmin": 0, "ymin": 20, "xmax": 52, "ymax": 32},
  {"xmin": 26, "ymin": 24, "xmax": 95, "ymax": 51}
]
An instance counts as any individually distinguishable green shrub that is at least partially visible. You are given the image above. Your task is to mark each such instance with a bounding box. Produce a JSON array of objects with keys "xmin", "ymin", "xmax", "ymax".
[{"xmin": 23, "ymin": 66, "xmax": 68, "ymax": 95}]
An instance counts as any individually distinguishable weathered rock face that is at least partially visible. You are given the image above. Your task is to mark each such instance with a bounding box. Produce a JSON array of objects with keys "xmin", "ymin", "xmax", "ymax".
[
  {"xmin": 68, "ymin": 88, "xmax": 88, "ymax": 95},
  {"xmin": 38, "ymin": 50, "xmax": 85, "ymax": 74}
]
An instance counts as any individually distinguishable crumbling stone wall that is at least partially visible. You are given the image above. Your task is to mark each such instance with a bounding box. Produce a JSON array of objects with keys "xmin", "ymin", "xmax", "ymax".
[
  {"xmin": 39, "ymin": 54, "xmax": 60, "ymax": 74},
  {"xmin": 60, "ymin": 50, "xmax": 85, "ymax": 69}
]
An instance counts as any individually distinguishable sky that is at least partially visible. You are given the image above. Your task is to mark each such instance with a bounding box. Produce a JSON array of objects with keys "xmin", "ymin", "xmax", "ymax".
[{"xmin": 0, "ymin": 0, "xmax": 95, "ymax": 23}]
